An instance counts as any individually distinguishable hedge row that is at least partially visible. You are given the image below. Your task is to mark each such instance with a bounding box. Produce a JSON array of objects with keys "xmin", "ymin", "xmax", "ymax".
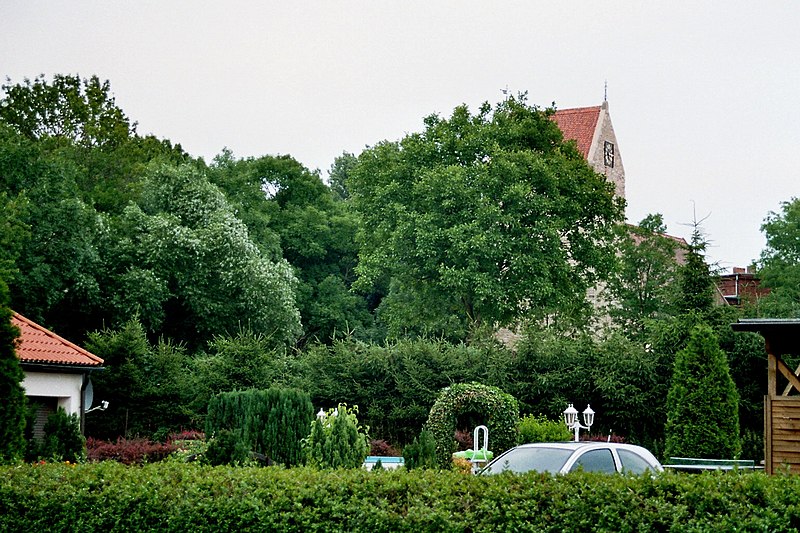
[{"xmin": 2, "ymin": 463, "xmax": 800, "ymax": 532}]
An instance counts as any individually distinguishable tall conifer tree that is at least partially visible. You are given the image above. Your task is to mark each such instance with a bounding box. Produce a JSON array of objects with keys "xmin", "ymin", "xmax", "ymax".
[{"xmin": 0, "ymin": 280, "xmax": 26, "ymax": 462}]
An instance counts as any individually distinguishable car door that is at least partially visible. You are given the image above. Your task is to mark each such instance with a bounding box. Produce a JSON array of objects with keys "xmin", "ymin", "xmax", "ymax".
[{"xmin": 567, "ymin": 447, "xmax": 618, "ymax": 473}]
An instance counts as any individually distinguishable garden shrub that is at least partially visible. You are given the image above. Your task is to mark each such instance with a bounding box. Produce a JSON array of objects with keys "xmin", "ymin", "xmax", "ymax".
[
  {"xmin": 4, "ymin": 464, "xmax": 800, "ymax": 531},
  {"xmin": 665, "ymin": 324, "xmax": 740, "ymax": 459},
  {"xmin": 39, "ymin": 407, "xmax": 85, "ymax": 462},
  {"xmin": 204, "ymin": 429, "xmax": 250, "ymax": 466},
  {"xmin": 517, "ymin": 414, "xmax": 572, "ymax": 444},
  {"xmin": 303, "ymin": 403, "xmax": 369, "ymax": 468},
  {"xmin": 369, "ymin": 439, "xmax": 400, "ymax": 457},
  {"xmin": 402, "ymin": 430, "xmax": 437, "ymax": 470},
  {"xmin": 206, "ymin": 387, "xmax": 314, "ymax": 466},
  {"xmin": 425, "ymin": 382, "xmax": 519, "ymax": 468},
  {"xmin": 86, "ymin": 437, "xmax": 177, "ymax": 465}
]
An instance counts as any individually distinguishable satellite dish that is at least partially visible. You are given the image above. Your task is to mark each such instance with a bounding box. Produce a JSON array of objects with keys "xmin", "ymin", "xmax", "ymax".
[{"xmin": 83, "ymin": 379, "xmax": 94, "ymax": 412}]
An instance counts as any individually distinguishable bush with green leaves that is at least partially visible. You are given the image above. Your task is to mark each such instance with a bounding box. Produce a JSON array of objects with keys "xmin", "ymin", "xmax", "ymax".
[
  {"xmin": 205, "ymin": 387, "xmax": 313, "ymax": 466},
  {"xmin": 424, "ymin": 382, "xmax": 519, "ymax": 468},
  {"xmin": 665, "ymin": 323, "xmax": 740, "ymax": 459},
  {"xmin": 402, "ymin": 430, "xmax": 437, "ymax": 470},
  {"xmin": 38, "ymin": 407, "xmax": 85, "ymax": 463},
  {"xmin": 303, "ymin": 404, "xmax": 369, "ymax": 469},
  {"xmin": 6, "ymin": 463, "xmax": 800, "ymax": 531},
  {"xmin": 517, "ymin": 414, "xmax": 572, "ymax": 444}
]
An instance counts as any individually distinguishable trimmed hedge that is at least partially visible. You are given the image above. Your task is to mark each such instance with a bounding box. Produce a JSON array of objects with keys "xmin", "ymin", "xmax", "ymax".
[
  {"xmin": 425, "ymin": 383, "xmax": 519, "ymax": 468},
  {"xmin": 4, "ymin": 463, "xmax": 800, "ymax": 531}
]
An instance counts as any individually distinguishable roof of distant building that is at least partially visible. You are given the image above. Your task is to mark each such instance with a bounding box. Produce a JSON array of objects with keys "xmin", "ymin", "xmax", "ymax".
[
  {"xmin": 552, "ymin": 105, "xmax": 602, "ymax": 158},
  {"xmin": 11, "ymin": 312, "xmax": 104, "ymax": 367}
]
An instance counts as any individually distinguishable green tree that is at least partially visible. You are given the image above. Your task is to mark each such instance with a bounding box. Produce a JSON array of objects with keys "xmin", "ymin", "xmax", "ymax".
[
  {"xmin": 209, "ymin": 153, "xmax": 371, "ymax": 344},
  {"xmin": 1, "ymin": 74, "xmax": 134, "ymax": 148},
  {"xmin": 664, "ymin": 324, "xmax": 740, "ymax": 459},
  {"xmin": 102, "ymin": 163, "xmax": 301, "ymax": 347},
  {"xmin": 328, "ymin": 151, "xmax": 357, "ymax": 201},
  {"xmin": 0, "ymin": 280, "xmax": 26, "ymax": 463},
  {"xmin": 757, "ymin": 197, "xmax": 800, "ymax": 317},
  {"xmin": 303, "ymin": 404, "xmax": 369, "ymax": 469},
  {"xmin": 350, "ymin": 95, "xmax": 623, "ymax": 337},
  {"xmin": 39, "ymin": 407, "xmax": 85, "ymax": 462},
  {"xmin": 607, "ymin": 214, "xmax": 680, "ymax": 334}
]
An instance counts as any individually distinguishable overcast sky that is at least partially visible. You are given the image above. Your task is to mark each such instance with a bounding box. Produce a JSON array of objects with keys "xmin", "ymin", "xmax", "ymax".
[{"xmin": 4, "ymin": 1, "xmax": 799, "ymax": 271}]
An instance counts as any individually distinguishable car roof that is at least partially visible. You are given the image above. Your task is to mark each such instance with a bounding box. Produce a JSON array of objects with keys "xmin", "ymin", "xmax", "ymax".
[{"xmin": 515, "ymin": 442, "xmax": 647, "ymax": 451}]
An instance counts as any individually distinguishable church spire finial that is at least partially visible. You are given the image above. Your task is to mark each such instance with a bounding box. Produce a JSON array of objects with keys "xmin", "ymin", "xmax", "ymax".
[{"xmin": 604, "ymin": 80, "xmax": 608, "ymax": 102}]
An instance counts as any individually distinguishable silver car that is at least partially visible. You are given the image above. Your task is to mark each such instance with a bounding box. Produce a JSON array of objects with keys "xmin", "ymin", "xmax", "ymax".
[{"xmin": 480, "ymin": 442, "xmax": 663, "ymax": 475}]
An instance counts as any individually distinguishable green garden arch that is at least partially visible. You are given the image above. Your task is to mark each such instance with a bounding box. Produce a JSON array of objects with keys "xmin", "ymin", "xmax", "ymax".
[{"xmin": 424, "ymin": 382, "xmax": 519, "ymax": 468}]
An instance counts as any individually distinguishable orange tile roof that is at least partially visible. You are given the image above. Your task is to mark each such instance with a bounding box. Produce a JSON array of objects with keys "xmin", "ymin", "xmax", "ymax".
[
  {"xmin": 552, "ymin": 106, "xmax": 602, "ymax": 158},
  {"xmin": 12, "ymin": 312, "xmax": 103, "ymax": 367}
]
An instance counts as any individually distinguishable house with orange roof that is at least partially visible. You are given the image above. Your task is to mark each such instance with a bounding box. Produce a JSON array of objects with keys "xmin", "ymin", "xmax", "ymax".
[{"xmin": 12, "ymin": 311, "xmax": 104, "ymax": 436}]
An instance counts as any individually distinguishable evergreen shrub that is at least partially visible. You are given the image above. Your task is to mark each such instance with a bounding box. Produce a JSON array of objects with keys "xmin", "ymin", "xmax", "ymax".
[
  {"xmin": 402, "ymin": 430, "xmax": 437, "ymax": 470},
  {"xmin": 39, "ymin": 407, "xmax": 85, "ymax": 462},
  {"xmin": 303, "ymin": 403, "xmax": 369, "ymax": 469},
  {"xmin": 0, "ymin": 280, "xmax": 25, "ymax": 463},
  {"xmin": 665, "ymin": 324, "xmax": 741, "ymax": 459},
  {"xmin": 206, "ymin": 387, "xmax": 314, "ymax": 466}
]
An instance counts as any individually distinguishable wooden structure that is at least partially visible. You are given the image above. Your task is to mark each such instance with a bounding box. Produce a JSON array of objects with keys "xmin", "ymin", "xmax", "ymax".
[{"xmin": 732, "ymin": 319, "xmax": 800, "ymax": 474}]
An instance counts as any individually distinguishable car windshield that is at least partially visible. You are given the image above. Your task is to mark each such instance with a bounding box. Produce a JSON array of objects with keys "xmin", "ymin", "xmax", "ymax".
[{"xmin": 483, "ymin": 447, "xmax": 574, "ymax": 474}]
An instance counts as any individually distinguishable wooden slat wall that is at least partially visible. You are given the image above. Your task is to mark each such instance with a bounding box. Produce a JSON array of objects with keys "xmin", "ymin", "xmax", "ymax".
[{"xmin": 766, "ymin": 396, "xmax": 800, "ymax": 474}]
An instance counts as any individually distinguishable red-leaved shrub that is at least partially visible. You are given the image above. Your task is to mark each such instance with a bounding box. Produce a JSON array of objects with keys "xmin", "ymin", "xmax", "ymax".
[
  {"xmin": 86, "ymin": 437, "xmax": 178, "ymax": 465},
  {"xmin": 369, "ymin": 439, "xmax": 400, "ymax": 457}
]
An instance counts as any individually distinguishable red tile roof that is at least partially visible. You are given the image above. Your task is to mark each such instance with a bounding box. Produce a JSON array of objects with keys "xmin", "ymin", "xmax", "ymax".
[
  {"xmin": 552, "ymin": 106, "xmax": 602, "ymax": 158},
  {"xmin": 12, "ymin": 312, "xmax": 104, "ymax": 367}
]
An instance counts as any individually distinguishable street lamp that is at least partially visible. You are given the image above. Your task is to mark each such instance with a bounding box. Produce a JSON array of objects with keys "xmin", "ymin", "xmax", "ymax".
[{"xmin": 563, "ymin": 403, "xmax": 594, "ymax": 442}]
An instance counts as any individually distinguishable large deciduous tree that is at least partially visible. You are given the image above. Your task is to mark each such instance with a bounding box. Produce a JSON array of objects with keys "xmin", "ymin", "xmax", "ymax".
[
  {"xmin": 349, "ymin": 96, "xmax": 623, "ymax": 337},
  {"xmin": 757, "ymin": 197, "xmax": 800, "ymax": 317},
  {"xmin": 101, "ymin": 163, "xmax": 302, "ymax": 347},
  {"xmin": 209, "ymin": 152, "xmax": 371, "ymax": 344},
  {"xmin": 607, "ymin": 214, "xmax": 680, "ymax": 335}
]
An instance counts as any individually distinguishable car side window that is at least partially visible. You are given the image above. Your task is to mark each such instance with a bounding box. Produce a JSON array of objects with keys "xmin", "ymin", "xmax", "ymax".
[
  {"xmin": 617, "ymin": 449, "xmax": 653, "ymax": 474},
  {"xmin": 570, "ymin": 448, "xmax": 616, "ymax": 473}
]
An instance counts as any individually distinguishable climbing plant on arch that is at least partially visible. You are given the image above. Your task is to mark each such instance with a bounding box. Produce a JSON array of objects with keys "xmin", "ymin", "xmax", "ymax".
[{"xmin": 424, "ymin": 382, "xmax": 519, "ymax": 468}]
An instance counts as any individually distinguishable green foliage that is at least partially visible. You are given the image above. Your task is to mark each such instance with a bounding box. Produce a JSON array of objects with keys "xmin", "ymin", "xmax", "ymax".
[
  {"xmin": 206, "ymin": 388, "xmax": 314, "ymax": 467},
  {"xmin": 517, "ymin": 414, "xmax": 572, "ymax": 444},
  {"xmin": 38, "ymin": 407, "xmax": 86, "ymax": 463},
  {"xmin": 402, "ymin": 430, "xmax": 438, "ymax": 470},
  {"xmin": 512, "ymin": 327, "xmax": 664, "ymax": 447},
  {"xmin": 203, "ymin": 430, "xmax": 250, "ymax": 466},
  {"xmin": 0, "ymin": 280, "xmax": 25, "ymax": 463},
  {"xmin": 5, "ymin": 464, "xmax": 800, "ymax": 531},
  {"xmin": 757, "ymin": 197, "xmax": 800, "ymax": 317},
  {"xmin": 104, "ymin": 163, "xmax": 301, "ymax": 347},
  {"xmin": 665, "ymin": 324, "xmax": 741, "ymax": 459},
  {"xmin": 350, "ymin": 95, "xmax": 622, "ymax": 336},
  {"xmin": 607, "ymin": 214, "xmax": 680, "ymax": 334},
  {"xmin": 191, "ymin": 328, "xmax": 297, "ymax": 410},
  {"xmin": 295, "ymin": 338, "xmax": 514, "ymax": 445},
  {"xmin": 424, "ymin": 382, "xmax": 519, "ymax": 468},
  {"xmin": 209, "ymin": 152, "xmax": 371, "ymax": 344},
  {"xmin": 675, "ymin": 225, "xmax": 716, "ymax": 317},
  {"xmin": 85, "ymin": 318, "xmax": 193, "ymax": 439},
  {"xmin": 303, "ymin": 404, "xmax": 369, "ymax": 469},
  {"xmin": 0, "ymin": 74, "xmax": 134, "ymax": 148}
]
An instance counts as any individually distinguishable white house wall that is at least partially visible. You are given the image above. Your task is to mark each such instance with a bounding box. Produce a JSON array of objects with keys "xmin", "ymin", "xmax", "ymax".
[{"xmin": 21, "ymin": 371, "xmax": 83, "ymax": 416}]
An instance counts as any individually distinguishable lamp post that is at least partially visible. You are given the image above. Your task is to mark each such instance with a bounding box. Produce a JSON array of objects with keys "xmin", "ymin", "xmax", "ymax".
[{"xmin": 563, "ymin": 403, "xmax": 594, "ymax": 442}]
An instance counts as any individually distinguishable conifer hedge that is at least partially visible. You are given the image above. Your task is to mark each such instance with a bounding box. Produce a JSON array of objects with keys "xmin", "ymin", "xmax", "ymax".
[
  {"xmin": 205, "ymin": 387, "xmax": 314, "ymax": 466},
  {"xmin": 0, "ymin": 280, "xmax": 25, "ymax": 463}
]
